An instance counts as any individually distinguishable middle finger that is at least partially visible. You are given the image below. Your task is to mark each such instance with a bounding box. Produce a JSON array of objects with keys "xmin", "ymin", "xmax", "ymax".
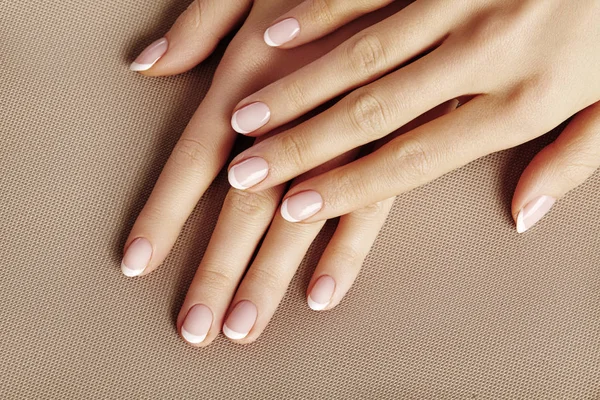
[{"xmin": 227, "ymin": 44, "xmax": 472, "ymax": 192}]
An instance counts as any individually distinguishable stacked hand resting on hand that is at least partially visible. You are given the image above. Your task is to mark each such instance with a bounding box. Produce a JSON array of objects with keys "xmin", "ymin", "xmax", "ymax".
[{"xmin": 122, "ymin": 0, "xmax": 600, "ymax": 346}]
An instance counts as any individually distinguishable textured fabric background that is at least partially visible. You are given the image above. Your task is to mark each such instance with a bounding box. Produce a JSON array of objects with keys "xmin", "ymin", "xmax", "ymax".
[{"xmin": 1, "ymin": 0, "xmax": 599, "ymax": 398}]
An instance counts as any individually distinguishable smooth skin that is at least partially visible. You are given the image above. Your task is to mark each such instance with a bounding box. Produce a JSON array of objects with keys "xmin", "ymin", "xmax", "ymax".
[
  {"xmin": 228, "ymin": 0, "xmax": 600, "ymax": 229},
  {"xmin": 125, "ymin": 0, "xmax": 440, "ymax": 346}
]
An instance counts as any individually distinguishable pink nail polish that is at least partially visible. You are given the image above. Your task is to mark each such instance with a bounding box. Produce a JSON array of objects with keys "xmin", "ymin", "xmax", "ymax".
[
  {"xmin": 264, "ymin": 18, "xmax": 301, "ymax": 47},
  {"xmin": 281, "ymin": 191, "xmax": 323, "ymax": 223},
  {"xmin": 121, "ymin": 237, "xmax": 153, "ymax": 277},
  {"xmin": 516, "ymin": 195, "xmax": 556, "ymax": 233},
  {"xmin": 228, "ymin": 157, "xmax": 269, "ymax": 190},
  {"xmin": 181, "ymin": 304, "xmax": 213, "ymax": 344},
  {"xmin": 231, "ymin": 102, "xmax": 271, "ymax": 134},
  {"xmin": 222, "ymin": 300, "xmax": 257, "ymax": 340},
  {"xmin": 130, "ymin": 38, "xmax": 168, "ymax": 72},
  {"xmin": 308, "ymin": 275, "xmax": 335, "ymax": 311}
]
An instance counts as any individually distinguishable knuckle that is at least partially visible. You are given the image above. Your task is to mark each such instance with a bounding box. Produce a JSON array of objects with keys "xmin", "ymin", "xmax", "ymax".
[
  {"xmin": 278, "ymin": 133, "xmax": 310, "ymax": 170},
  {"xmin": 196, "ymin": 265, "xmax": 236, "ymax": 293},
  {"xmin": 244, "ymin": 266, "xmax": 283, "ymax": 291},
  {"xmin": 327, "ymin": 243, "xmax": 364, "ymax": 268},
  {"xmin": 307, "ymin": 0, "xmax": 336, "ymax": 26},
  {"xmin": 350, "ymin": 201, "xmax": 386, "ymax": 220},
  {"xmin": 388, "ymin": 137, "xmax": 436, "ymax": 182},
  {"xmin": 223, "ymin": 188, "xmax": 277, "ymax": 216},
  {"xmin": 282, "ymin": 79, "xmax": 309, "ymax": 111},
  {"xmin": 170, "ymin": 137, "xmax": 212, "ymax": 173},
  {"xmin": 346, "ymin": 32, "xmax": 386, "ymax": 78},
  {"xmin": 347, "ymin": 90, "xmax": 391, "ymax": 139}
]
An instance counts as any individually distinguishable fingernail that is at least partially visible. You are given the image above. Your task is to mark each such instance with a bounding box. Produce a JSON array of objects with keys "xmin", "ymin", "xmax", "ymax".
[
  {"xmin": 130, "ymin": 38, "xmax": 168, "ymax": 71},
  {"xmin": 308, "ymin": 275, "xmax": 336, "ymax": 311},
  {"xmin": 121, "ymin": 237, "xmax": 153, "ymax": 277},
  {"xmin": 181, "ymin": 304, "xmax": 213, "ymax": 344},
  {"xmin": 281, "ymin": 191, "xmax": 323, "ymax": 223},
  {"xmin": 223, "ymin": 300, "xmax": 257, "ymax": 340},
  {"xmin": 264, "ymin": 18, "xmax": 301, "ymax": 47},
  {"xmin": 231, "ymin": 102, "xmax": 271, "ymax": 134},
  {"xmin": 228, "ymin": 157, "xmax": 269, "ymax": 190},
  {"xmin": 516, "ymin": 195, "xmax": 556, "ymax": 233}
]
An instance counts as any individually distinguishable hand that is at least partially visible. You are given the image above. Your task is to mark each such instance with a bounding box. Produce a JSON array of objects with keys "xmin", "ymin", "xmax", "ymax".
[
  {"xmin": 226, "ymin": 0, "xmax": 600, "ymax": 233},
  {"xmin": 123, "ymin": 0, "xmax": 421, "ymax": 345}
]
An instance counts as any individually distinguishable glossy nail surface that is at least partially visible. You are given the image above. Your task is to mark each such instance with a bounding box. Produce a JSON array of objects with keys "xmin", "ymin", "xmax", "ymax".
[
  {"xmin": 181, "ymin": 304, "xmax": 213, "ymax": 344},
  {"xmin": 308, "ymin": 275, "xmax": 335, "ymax": 311},
  {"xmin": 264, "ymin": 18, "xmax": 301, "ymax": 47},
  {"xmin": 516, "ymin": 195, "xmax": 556, "ymax": 233},
  {"xmin": 121, "ymin": 237, "xmax": 152, "ymax": 277},
  {"xmin": 223, "ymin": 300, "xmax": 257, "ymax": 340},
  {"xmin": 130, "ymin": 38, "xmax": 168, "ymax": 71},
  {"xmin": 231, "ymin": 102, "xmax": 271, "ymax": 134},
  {"xmin": 281, "ymin": 191, "xmax": 323, "ymax": 222},
  {"xmin": 228, "ymin": 157, "xmax": 269, "ymax": 190}
]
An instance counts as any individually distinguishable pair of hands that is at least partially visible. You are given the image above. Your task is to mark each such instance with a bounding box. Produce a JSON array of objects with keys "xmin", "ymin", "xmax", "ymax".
[{"xmin": 123, "ymin": 0, "xmax": 600, "ymax": 346}]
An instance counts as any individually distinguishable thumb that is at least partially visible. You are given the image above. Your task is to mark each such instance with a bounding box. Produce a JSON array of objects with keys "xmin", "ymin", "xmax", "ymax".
[{"xmin": 130, "ymin": 0, "xmax": 252, "ymax": 76}]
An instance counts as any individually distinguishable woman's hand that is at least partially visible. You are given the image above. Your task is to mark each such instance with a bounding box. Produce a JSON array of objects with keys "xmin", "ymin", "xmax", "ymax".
[
  {"xmin": 123, "ymin": 0, "xmax": 426, "ymax": 345},
  {"xmin": 227, "ymin": 0, "xmax": 600, "ymax": 232}
]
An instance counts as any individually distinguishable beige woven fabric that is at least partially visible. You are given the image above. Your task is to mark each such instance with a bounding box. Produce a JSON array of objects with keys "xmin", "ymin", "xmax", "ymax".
[{"xmin": 1, "ymin": 0, "xmax": 599, "ymax": 398}]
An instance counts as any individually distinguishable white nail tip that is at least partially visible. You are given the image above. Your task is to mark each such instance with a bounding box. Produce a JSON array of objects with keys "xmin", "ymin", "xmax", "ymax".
[
  {"xmin": 181, "ymin": 328, "xmax": 207, "ymax": 344},
  {"xmin": 307, "ymin": 295, "xmax": 328, "ymax": 311},
  {"xmin": 129, "ymin": 62, "xmax": 154, "ymax": 72},
  {"xmin": 516, "ymin": 210, "xmax": 527, "ymax": 233},
  {"xmin": 231, "ymin": 113, "xmax": 251, "ymax": 134},
  {"xmin": 280, "ymin": 199, "xmax": 300, "ymax": 223},
  {"xmin": 263, "ymin": 29, "xmax": 279, "ymax": 47},
  {"xmin": 222, "ymin": 324, "xmax": 248, "ymax": 340},
  {"xmin": 228, "ymin": 167, "xmax": 247, "ymax": 190},
  {"xmin": 121, "ymin": 262, "xmax": 143, "ymax": 277}
]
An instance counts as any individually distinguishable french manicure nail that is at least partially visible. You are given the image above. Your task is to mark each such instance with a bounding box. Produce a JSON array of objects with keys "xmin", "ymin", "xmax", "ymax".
[
  {"xmin": 264, "ymin": 18, "xmax": 301, "ymax": 47},
  {"xmin": 130, "ymin": 38, "xmax": 168, "ymax": 71},
  {"xmin": 121, "ymin": 237, "xmax": 153, "ymax": 277},
  {"xmin": 231, "ymin": 102, "xmax": 271, "ymax": 134},
  {"xmin": 516, "ymin": 195, "xmax": 556, "ymax": 233},
  {"xmin": 308, "ymin": 275, "xmax": 335, "ymax": 311},
  {"xmin": 228, "ymin": 157, "xmax": 269, "ymax": 190},
  {"xmin": 181, "ymin": 304, "xmax": 213, "ymax": 344},
  {"xmin": 281, "ymin": 191, "xmax": 323, "ymax": 223},
  {"xmin": 222, "ymin": 300, "xmax": 257, "ymax": 340}
]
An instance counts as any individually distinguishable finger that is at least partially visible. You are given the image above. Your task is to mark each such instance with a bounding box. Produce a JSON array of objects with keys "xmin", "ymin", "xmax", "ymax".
[
  {"xmin": 120, "ymin": 90, "xmax": 235, "ymax": 278},
  {"xmin": 277, "ymin": 93, "xmax": 575, "ymax": 223},
  {"xmin": 512, "ymin": 101, "xmax": 600, "ymax": 233},
  {"xmin": 262, "ymin": 0, "xmax": 393, "ymax": 48},
  {"xmin": 305, "ymin": 101, "xmax": 458, "ymax": 310},
  {"xmin": 231, "ymin": 2, "xmax": 455, "ymax": 136},
  {"xmin": 306, "ymin": 197, "xmax": 394, "ymax": 311},
  {"xmin": 228, "ymin": 47, "xmax": 471, "ymax": 191},
  {"xmin": 220, "ymin": 212, "xmax": 326, "ymax": 343},
  {"xmin": 130, "ymin": 0, "xmax": 252, "ymax": 76},
  {"xmin": 176, "ymin": 184, "xmax": 284, "ymax": 346},
  {"xmin": 261, "ymin": 0, "xmax": 456, "ymax": 49}
]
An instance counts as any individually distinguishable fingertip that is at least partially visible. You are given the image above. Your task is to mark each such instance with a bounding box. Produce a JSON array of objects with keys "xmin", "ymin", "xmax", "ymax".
[{"xmin": 129, "ymin": 37, "xmax": 169, "ymax": 74}]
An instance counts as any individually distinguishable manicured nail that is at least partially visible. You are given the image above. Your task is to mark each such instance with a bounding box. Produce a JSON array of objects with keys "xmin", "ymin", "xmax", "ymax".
[
  {"xmin": 264, "ymin": 18, "xmax": 301, "ymax": 47},
  {"xmin": 516, "ymin": 195, "xmax": 556, "ymax": 233},
  {"xmin": 181, "ymin": 304, "xmax": 213, "ymax": 344},
  {"xmin": 231, "ymin": 102, "xmax": 271, "ymax": 134},
  {"xmin": 281, "ymin": 191, "xmax": 323, "ymax": 223},
  {"xmin": 121, "ymin": 237, "xmax": 153, "ymax": 277},
  {"xmin": 222, "ymin": 300, "xmax": 257, "ymax": 340},
  {"xmin": 228, "ymin": 157, "xmax": 269, "ymax": 190},
  {"xmin": 308, "ymin": 275, "xmax": 335, "ymax": 311},
  {"xmin": 130, "ymin": 38, "xmax": 168, "ymax": 71}
]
